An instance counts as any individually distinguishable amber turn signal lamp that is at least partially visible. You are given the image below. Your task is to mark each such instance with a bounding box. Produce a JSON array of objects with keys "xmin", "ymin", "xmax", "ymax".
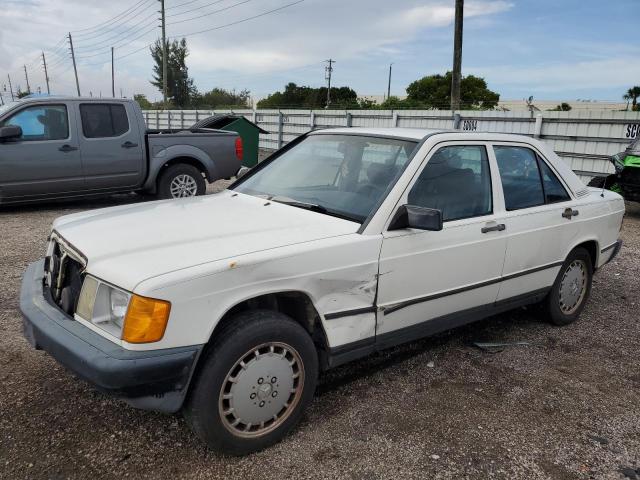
[{"xmin": 122, "ymin": 295, "xmax": 171, "ymax": 343}]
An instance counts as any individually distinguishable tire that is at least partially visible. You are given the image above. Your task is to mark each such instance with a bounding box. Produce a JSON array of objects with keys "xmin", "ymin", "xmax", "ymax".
[
  {"xmin": 157, "ymin": 164, "xmax": 206, "ymax": 199},
  {"xmin": 544, "ymin": 247, "xmax": 593, "ymax": 326},
  {"xmin": 184, "ymin": 310, "xmax": 319, "ymax": 455}
]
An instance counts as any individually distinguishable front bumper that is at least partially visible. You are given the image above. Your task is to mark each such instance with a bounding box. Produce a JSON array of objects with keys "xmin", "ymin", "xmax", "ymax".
[{"xmin": 19, "ymin": 259, "xmax": 203, "ymax": 413}]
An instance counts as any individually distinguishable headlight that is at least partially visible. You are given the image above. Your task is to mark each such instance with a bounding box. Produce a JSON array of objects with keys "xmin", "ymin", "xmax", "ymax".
[{"xmin": 76, "ymin": 275, "xmax": 170, "ymax": 343}]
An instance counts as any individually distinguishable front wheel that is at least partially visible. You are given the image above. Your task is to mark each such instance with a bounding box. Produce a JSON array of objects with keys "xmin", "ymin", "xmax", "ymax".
[
  {"xmin": 157, "ymin": 164, "xmax": 206, "ymax": 199},
  {"xmin": 184, "ymin": 310, "xmax": 318, "ymax": 455},
  {"xmin": 544, "ymin": 247, "xmax": 593, "ymax": 326}
]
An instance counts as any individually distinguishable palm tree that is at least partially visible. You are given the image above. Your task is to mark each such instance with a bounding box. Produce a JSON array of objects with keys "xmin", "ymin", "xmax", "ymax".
[{"xmin": 623, "ymin": 86, "xmax": 640, "ymax": 111}]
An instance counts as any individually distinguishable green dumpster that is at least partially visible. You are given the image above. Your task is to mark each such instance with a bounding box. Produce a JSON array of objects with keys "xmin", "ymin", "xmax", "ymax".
[{"xmin": 191, "ymin": 115, "xmax": 267, "ymax": 167}]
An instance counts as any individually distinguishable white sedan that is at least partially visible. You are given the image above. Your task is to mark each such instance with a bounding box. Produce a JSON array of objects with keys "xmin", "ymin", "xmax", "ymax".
[{"xmin": 21, "ymin": 127, "xmax": 624, "ymax": 455}]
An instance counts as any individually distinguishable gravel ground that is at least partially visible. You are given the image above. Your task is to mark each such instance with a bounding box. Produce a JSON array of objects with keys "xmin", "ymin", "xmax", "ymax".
[{"xmin": 0, "ymin": 186, "xmax": 639, "ymax": 480}]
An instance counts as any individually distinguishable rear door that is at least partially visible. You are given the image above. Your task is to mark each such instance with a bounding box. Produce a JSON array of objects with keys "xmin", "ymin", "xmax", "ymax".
[
  {"xmin": 491, "ymin": 143, "xmax": 579, "ymax": 301},
  {"xmin": 77, "ymin": 102, "xmax": 144, "ymax": 190},
  {"xmin": 0, "ymin": 102, "xmax": 84, "ymax": 200}
]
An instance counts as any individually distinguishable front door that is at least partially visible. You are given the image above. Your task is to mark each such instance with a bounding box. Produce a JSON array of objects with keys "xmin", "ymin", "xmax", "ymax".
[
  {"xmin": 0, "ymin": 103, "xmax": 83, "ymax": 201},
  {"xmin": 77, "ymin": 102, "xmax": 144, "ymax": 190},
  {"xmin": 376, "ymin": 143, "xmax": 507, "ymax": 347}
]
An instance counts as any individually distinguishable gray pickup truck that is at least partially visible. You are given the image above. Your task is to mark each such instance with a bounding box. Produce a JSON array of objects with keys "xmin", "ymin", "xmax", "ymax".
[{"xmin": 0, "ymin": 96, "xmax": 243, "ymax": 204}]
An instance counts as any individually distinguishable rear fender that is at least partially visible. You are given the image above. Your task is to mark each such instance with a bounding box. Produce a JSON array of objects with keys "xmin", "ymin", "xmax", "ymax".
[{"xmin": 144, "ymin": 144, "xmax": 219, "ymax": 191}]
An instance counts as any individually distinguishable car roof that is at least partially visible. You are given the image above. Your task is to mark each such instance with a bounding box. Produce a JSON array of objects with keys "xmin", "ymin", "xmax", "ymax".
[{"xmin": 310, "ymin": 127, "xmax": 443, "ymax": 141}]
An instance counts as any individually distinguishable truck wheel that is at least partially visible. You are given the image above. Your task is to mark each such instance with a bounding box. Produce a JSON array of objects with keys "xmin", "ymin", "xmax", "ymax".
[
  {"xmin": 184, "ymin": 310, "xmax": 318, "ymax": 455},
  {"xmin": 544, "ymin": 247, "xmax": 593, "ymax": 326},
  {"xmin": 158, "ymin": 164, "xmax": 206, "ymax": 199}
]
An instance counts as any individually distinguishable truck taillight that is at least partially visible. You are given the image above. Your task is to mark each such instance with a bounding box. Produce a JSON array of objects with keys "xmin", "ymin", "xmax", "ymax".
[{"xmin": 235, "ymin": 137, "xmax": 243, "ymax": 161}]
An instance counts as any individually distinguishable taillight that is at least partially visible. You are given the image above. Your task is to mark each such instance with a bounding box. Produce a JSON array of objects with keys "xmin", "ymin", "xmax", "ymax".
[{"xmin": 235, "ymin": 137, "xmax": 243, "ymax": 161}]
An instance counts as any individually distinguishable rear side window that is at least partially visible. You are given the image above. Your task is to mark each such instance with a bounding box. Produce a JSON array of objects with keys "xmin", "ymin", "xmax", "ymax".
[
  {"xmin": 1, "ymin": 104, "xmax": 68, "ymax": 141},
  {"xmin": 80, "ymin": 104, "xmax": 129, "ymax": 138},
  {"xmin": 539, "ymin": 160, "xmax": 570, "ymax": 203},
  {"xmin": 494, "ymin": 146, "xmax": 545, "ymax": 210},
  {"xmin": 408, "ymin": 145, "xmax": 492, "ymax": 221}
]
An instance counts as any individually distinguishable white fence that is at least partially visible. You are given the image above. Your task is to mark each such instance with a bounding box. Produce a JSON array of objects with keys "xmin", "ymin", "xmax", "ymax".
[{"xmin": 143, "ymin": 109, "xmax": 640, "ymax": 181}]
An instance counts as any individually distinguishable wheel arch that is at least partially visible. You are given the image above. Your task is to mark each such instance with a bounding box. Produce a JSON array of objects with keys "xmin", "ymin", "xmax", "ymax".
[
  {"xmin": 568, "ymin": 238, "xmax": 599, "ymax": 270},
  {"xmin": 195, "ymin": 290, "xmax": 331, "ymax": 376}
]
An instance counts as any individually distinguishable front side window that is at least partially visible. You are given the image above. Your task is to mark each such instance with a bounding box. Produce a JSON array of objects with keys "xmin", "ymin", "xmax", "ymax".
[
  {"xmin": 80, "ymin": 104, "xmax": 129, "ymax": 138},
  {"xmin": 494, "ymin": 146, "xmax": 545, "ymax": 210},
  {"xmin": 233, "ymin": 134, "xmax": 417, "ymax": 223},
  {"xmin": 1, "ymin": 104, "xmax": 69, "ymax": 141},
  {"xmin": 407, "ymin": 145, "xmax": 492, "ymax": 222}
]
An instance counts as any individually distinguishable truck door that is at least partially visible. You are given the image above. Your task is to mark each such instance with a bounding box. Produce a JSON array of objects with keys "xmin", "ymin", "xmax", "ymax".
[
  {"xmin": 0, "ymin": 102, "xmax": 84, "ymax": 201},
  {"xmin": 77, "ymin": 102, "xmax": 144, "ymax": 190}
]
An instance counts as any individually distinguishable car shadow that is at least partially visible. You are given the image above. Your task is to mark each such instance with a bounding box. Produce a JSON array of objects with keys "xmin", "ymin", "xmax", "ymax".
[{"xmin": 316, "ymin": 307, "xmax": 544, "ymax": 396}]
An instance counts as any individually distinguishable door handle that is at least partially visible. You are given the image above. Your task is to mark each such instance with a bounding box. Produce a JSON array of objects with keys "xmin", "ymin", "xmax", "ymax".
[
  {"xmin": 481, "ymin": 223, "xmax": 506, "ymax": 233},
  {"xmin": 562, "ymin": 208, "xmax": 579, "ymax": 219},
  {"xmin": 58, "ymin": 144, "xmax": 78, "ymax": 152},
  {"xmin": 121, "ymin": 141, "xmax": 138, "ymax": 148}
]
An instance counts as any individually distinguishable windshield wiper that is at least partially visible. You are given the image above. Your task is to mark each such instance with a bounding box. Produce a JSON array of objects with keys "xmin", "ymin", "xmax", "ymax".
[{"xmin": 270, "ymin": 196, "xmax": 361, "ymax": 223}]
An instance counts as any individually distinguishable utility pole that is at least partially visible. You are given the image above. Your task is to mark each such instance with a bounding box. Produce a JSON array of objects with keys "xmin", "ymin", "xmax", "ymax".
[
  {"xmin": 23, "ymin": 65, "xmax": 31, "ymax": 94},
  {"xmin": 159, "ymin": 0, "xmax": 168, "ymax": 105},
  {"xmin": 111, "ymin": 47, "xmax": 115, "ymax": 98},
  {"xmin": 325, "ymin": 59, "xmax": 334, "ymax": 108},
  {"xmin": 0, "ymin": 91, "xmax": 4, "ymax": 106},
  {"xmin": 68, "ymin": 32, "xmax": 81, "ymax": 96},
  {"xmin": 7, "ymin": 74, "xmax": 14, "ymax": 101},
  {"xmin": 387, "ymin": 63, "xmax": 393, "ymax": 100},
  {"xmin": 42, "ymin": 51, "xmax": 50, "ymax": 94},
  {"xmin": 450, "ymin": 0, "xmax": 463, "ymax": 111}
]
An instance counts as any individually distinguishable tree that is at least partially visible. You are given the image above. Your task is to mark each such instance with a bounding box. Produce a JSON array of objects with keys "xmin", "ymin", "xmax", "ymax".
[
  {"xmin": 133, "ymin": 94, "xmax": 153, "ymax": 109},
  {"xmin": 150, "ymin": 38, "xmax": 197, "ymax": 108},
  {"xmin": 257, "ymin": 83, "xmax": 358, "ymax": 109},
  {"xmin": 623, "ymin": 86, "xmax": 640, "ymax": 111},
  {"xmin": 192, "ymin": 88, "xmax": 251, "ymax": 108},
  {"xmin": 549, "ymin": 102, "xmax": 572, "ymax": 111},
  {"xmin": 406, "ymin": 72, "xmax": 499, "ymax": 110}
]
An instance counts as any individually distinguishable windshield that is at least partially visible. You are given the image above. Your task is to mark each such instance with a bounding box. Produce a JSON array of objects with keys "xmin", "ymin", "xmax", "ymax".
[{"xmin": 233, "ymin": 134, "xmax": 418, "ymax": 223}]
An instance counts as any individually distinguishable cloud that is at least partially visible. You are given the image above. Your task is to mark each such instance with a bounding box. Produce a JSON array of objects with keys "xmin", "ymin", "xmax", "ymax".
[{"xmin": 469, "ymin": 57, "xmax": 640, "ymax": 94}]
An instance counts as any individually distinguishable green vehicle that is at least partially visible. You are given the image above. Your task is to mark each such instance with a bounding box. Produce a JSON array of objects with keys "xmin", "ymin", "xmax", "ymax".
[{"xmin": 588, "ymin": 138, "xmax": 640, "ymax": 202}]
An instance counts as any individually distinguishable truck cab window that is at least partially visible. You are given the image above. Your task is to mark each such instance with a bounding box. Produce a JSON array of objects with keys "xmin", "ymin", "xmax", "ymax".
[
  {"xmin": 80, "ymin": 104, "xmax": 129, "ymax": 138},
  {"xmin": 1, "ymin": 105, "xmax": 68, "ymax": 141}
]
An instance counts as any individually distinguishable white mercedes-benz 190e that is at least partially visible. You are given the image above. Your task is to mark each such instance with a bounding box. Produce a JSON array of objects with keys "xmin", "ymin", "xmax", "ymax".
[{"xmin": 20, "ymin": 128, "xmax": 624, "ymax": 454}]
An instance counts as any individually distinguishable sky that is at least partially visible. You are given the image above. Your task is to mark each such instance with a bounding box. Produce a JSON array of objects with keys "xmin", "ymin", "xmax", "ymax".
[{"xmin": 0, "ymin": 0, "xmax": 638, "ymax": 104}]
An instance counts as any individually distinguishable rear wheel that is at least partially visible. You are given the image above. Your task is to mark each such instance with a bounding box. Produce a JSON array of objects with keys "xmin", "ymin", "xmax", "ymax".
[
  {"xmin": 184, "ymin": 310, "xmax": 318, "ymax": 455},
  {"xmin": 544, "ymin": 247, "xmax": 593, "ymax": 326},
  {"xmin": 158, "ymin": 164, "xmax": 206, "ymax": 199}
]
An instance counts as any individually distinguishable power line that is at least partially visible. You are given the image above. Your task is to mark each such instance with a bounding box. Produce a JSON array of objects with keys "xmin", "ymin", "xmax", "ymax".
[
  {"xmin": 113, "ymin": 0, "xmax": 306, "ymax": 62},
  {"xmin": 74, "ymin": 19, "xmax": 159, "ymax": 57},
  {"xmin": 73, "ymin": 0, "xmax": 156, "ymax": 41},
  {"xmin": 168, "ymin": 0, "xmax": 254, "ymax": 26},
  {"xmin": 166, "ymin": 0, "xmax": 226, "ymax": 17},
  {"xmin": 73, "ymin": 12, "xmax": 158, "ymax": 52},
  {"xmin": 71, "ymin": 0, "xmax": 154, "ymax": 36},
  {"xmin": 166, "ymin": 0, "xmax": 204, "ymax": 10},
  {"xmin": 173, "ymin": 0, "xmax": 305, "ymax": 38}
]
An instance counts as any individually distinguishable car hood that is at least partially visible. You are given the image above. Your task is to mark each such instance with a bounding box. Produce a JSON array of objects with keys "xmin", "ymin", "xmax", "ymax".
[{"xmin": 53, "ymin": 191, "xmax": 360, "ymax": 291}]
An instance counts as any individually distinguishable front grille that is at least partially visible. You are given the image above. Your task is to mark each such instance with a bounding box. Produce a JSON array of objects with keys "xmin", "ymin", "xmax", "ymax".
[{"xmin": 46, "ymin": 237, "xmax": 85, "ymax": 315}]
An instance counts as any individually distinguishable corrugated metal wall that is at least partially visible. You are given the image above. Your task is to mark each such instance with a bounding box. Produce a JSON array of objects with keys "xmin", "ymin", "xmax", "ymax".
[{"xmin": 143, "ymin": 109, "xmax": 640, "ymax": 182}]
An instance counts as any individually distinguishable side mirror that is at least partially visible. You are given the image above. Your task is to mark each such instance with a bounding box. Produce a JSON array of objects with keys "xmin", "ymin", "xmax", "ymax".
[
  {"xmin": 0, "ymin": 125, "xmax": 22, "ymax": 142},
  {"xmin": 236, "ymin": 166, "xmax": 250, "ymax": 179},
  {"xmin": 389, "ymin": 205, "xmax": 443, "ymax": 231}
]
